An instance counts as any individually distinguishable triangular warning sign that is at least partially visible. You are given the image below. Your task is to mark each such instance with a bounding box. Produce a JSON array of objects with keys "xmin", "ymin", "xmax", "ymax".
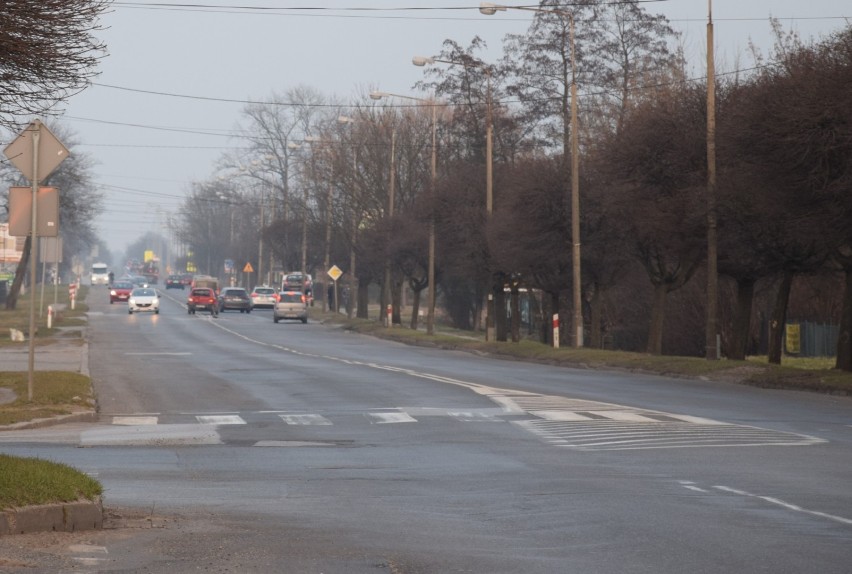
[{"xmin": 243, "ymin": 262, "xmax": 254, "ymax": 273}]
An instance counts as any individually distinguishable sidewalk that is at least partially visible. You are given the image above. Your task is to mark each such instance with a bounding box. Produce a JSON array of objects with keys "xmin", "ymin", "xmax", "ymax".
[{"xmin": 0, "ymin": 329, "xmax": 89, "ymax": 375}]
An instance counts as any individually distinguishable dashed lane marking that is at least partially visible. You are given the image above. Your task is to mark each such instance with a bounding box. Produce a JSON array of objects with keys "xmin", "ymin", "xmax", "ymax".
[
  {"xmin": 195, "ymin": 415, "xmax": 246, "ymax": 425},
  {"xmin": 279, "ymin": 413, "xmax": 332, "ymax": 425}
]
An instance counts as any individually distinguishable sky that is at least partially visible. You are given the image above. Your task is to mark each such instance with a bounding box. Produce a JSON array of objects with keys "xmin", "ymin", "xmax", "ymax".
[{"xmin": 22, "ymin": 0, "xmax": 851, "ymax": 256}]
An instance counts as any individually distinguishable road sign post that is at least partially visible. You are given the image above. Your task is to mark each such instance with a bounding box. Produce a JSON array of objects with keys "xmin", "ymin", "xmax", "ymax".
[
  {"xmin": 327, "ymin": 265, "xmax": 343, "ymax": 314},
  {"xmin": 3, "ymin": 120, "xmax": 69, "ymax": 401}
]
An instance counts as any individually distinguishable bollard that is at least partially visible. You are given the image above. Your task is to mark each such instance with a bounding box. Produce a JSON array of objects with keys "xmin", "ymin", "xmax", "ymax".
[
  {"xmin": 386, "ymin": 304, "xmax": 392, "ymax": 328},
  {"xmin": 552, "ymin": 313, "xmax": 560, "ymax": 349},
  {"xmin": 47, "ymin": 305, "xmax": 53, "ymax": 329}
]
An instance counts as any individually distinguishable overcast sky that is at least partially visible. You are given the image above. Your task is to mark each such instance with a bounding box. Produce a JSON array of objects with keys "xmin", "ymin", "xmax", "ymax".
[{"xmin": 26, "ymin": 1, "xmax": 852, "ymax": 255}]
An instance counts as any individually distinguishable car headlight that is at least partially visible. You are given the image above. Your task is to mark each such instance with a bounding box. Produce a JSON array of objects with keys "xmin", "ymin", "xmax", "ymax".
[{"xmin": 110, "ymin": 290, "xmax": 117, "ymax": 295}]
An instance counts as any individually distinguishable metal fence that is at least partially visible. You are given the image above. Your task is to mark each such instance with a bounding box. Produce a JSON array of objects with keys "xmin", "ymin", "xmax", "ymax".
[{"xmin": 785, "ymin": 321, "xmax": 839, "ymax": 357}]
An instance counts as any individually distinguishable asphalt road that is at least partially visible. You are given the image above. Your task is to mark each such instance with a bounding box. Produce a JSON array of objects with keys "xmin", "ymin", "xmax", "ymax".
[{"xmin": 0, "ymin": 287, "xmax": 850, "ymax": 573}]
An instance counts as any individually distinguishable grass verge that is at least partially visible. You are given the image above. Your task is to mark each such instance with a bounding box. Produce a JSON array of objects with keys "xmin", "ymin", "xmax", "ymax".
[
  {"xmin": 316, "ymin": 312, "xmax": 852, "ymax": 396},
  {"xmin": 0, "ymin": 284, "xmax": 100, "ymax": 509},
  {"xmin": 0, "ymin": 454, "xmax": 102, "ymax": 508},
  {"xmin": 0, "ymin": 371, "xmax": 95, "ymax": 426}
]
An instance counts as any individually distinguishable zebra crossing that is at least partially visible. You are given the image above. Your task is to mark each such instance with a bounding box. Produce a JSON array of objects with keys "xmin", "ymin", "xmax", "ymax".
[
  {"xmin": 96, "ymin": 396, "xmax": 826, "ymax": 451},
  {"xmin": 104, "ymin": 408, "xmax": 512, "ymax": 427}
]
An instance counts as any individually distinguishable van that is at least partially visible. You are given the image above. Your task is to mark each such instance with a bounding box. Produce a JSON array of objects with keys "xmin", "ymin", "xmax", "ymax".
[
  {"xmin": 91, "ymin": 263, "xmax": 109, "ymax": 286},
  {"xmin": 191, "ymin": 274, "xmax": 219, "ymax": 294}
]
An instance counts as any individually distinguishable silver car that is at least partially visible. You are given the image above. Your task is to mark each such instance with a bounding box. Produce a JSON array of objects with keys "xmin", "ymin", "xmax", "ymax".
[
  {"xmin": 273, "ymin": 291, "xmax": 308, "ymax": 324},
  {"xmin": 128, "ymin": 287, "xmax": 160, "ymax": 315},
  {"xmin": 250, "ymin": 286, "xmax": 277, "ymax": 309}
]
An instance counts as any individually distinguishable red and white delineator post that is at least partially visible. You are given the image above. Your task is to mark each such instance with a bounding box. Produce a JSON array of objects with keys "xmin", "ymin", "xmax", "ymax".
[{"xmin": 552, "ymin": 313, "xmax": 560, "ymax": 349}]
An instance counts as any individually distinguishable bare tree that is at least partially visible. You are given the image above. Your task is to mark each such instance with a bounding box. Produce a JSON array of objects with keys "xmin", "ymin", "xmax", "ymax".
[{"xmin": 0, "ymin": 0, "xmax": 108, "ymax": 130}]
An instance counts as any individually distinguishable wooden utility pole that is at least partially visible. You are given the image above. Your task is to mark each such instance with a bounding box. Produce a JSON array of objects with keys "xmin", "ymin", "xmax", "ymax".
[{"xmin": 705, "ymin": 0, "xmax": 719, "ymax": 360}]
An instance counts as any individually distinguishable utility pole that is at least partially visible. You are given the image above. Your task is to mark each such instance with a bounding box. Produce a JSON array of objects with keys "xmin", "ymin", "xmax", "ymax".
[{"xmin": 705, "ymin": 0, "xmax": 719, "ymax": 360}]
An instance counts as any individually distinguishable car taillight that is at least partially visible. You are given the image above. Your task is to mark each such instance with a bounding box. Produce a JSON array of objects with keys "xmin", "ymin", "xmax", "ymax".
[
  {"xmin": 301, "ymin": 294, "xmax": 306, "ymax": 303},
  {"xmin": 274, "ymin": 293, "xmax": 280, "ymax": 302}
]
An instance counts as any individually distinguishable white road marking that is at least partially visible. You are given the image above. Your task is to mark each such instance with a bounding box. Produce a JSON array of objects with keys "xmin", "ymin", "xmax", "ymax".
[
  {"xmin": 587, "ymin": 410, "xmax": 660, "ymax": 422},
  {"xmin": 513, "ymin": 419, "xmax": 825, "ymax": 451},
  {"xmin": 678, "ymin": 481, "xmax": 709, "ymax": 493},
  {"xmin": 532, "ymin": 411, "xmax": 594, "ymax": 421},
  {"xmin": 279, "ymin": 414, "xmax": 332, "ymax": 425},
  {"xmin": 666, "ymin": 414, "xmax": 729, "ymax": 425},
  {"xmin": 447, "ymin": 410, "xmax": 500, "ymax": 422},
  {"xmin": 713, "ymin": 485, "xmax": 852, "ymax": 526},
  {"xmin": 123, "ymin": 352, "xmax": 192, "ymax": 356},
  {"xmin": 112, "ymin": 416, "xmax": 158, "ymax": 425},
  {"xmin": 254, "ymin": 440, "xmax": 336, "ymax": 447},
  {"xmin": 368, "ymin": 412, "xmax": 417, "ymax": 424},
  {"xmin": 196, "ymin": 415, "xmax": 246, "ymax": 425},
  {"xmin": 69, "ymin": 544, "xmax": 108, "ymax": 554},
  {"xmin": 197, "ymin": 320, "xmax": 831, "ymax": 452}
]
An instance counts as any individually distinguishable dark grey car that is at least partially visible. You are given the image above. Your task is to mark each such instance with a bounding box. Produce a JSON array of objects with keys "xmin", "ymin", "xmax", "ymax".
[{"xmin": 219, "ymin": 287, "xmax": 252, "ymax": 313}]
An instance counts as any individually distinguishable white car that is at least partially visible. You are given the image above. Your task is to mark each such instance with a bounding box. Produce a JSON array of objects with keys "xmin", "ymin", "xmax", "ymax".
[
  {"xmin": 128, "ymin": 287, "xmax": 160, "ymax": 314},
  {"xmin": 250, "ymin": 286, "xmax": 278, "ymax": 309}
]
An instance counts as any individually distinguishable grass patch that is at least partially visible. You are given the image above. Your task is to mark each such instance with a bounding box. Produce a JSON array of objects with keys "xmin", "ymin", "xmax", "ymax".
[
  {"xmin": 0, "ymin": 454, "xmax": 102, "ymax": 508},
  {"xmin": 0, "ymin": 371, "xmax": 94, "ymax": 426}
]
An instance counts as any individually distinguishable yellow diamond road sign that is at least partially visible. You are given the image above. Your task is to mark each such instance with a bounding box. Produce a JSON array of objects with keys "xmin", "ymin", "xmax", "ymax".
[{"xmin": 327, "ymin": 265, "xmax": 343, "ymax": 281}]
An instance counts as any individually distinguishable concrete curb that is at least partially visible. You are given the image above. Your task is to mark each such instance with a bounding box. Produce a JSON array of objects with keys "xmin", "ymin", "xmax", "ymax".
[
  {"xmin": 0, "ymin": 409, "xmax": 98, "ymax": 431},
  {"xmin": 0, "ymin": 497, "xmax": 103, "ymax": 536}
]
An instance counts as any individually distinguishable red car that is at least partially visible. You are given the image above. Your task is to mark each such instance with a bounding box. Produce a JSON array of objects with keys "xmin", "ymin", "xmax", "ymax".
[
  {"xmin": 109, "ymin": 281, "xmax": 134, "ymax": 304},
  {"xmin": 187, "ymin": 288, "xmax": 218, "ymax": 317}
]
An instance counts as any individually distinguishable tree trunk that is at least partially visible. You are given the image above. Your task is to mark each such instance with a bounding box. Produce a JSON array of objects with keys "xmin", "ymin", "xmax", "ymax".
[
  {"xmin": 357, "ymin": 277, "xmax": 370, "ymax": 319},
  {"xmin": 767, "ymin": 271, "xmax": 794, "ymax": 365},
  {"xmin": 835, "ymin": 268, "xmax": 852, "ymax": 371},
  {"xmin": 495, "ymin": 284, "xmax": 507, "ymax": 342},
  {"xmin": 589, "ymin": 283, "xmax": 603, "ymax": 349},
  {"xmin": 728, "ymin": 278, "xmax": 755, "ymax": 361},
  {"xmin": 4, "ymin": 236, "xmax": 32, "ymax": 310},
  {"xmin": 392, "ymin": 279, "xmax": 402, "ymax": 325},
  {"xmin": 646, "ymin": 283, "xmax": 668, "ymax": 355},
  {"xmin": 510, "ymin": 286, "xmax": 520, "ymax": 343},
  {"xmin": 409, "ymin": 288, "xmax": 422, "ymax": 330}
]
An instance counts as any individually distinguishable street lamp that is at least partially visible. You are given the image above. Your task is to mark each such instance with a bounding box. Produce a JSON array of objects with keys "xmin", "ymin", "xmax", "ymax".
[
  {"xmin": 480, "ymin": 1, "xmax": 583, "ymax": 348},
  {"xmin": 413, "ymin": 54, "xmax": 496, "ymax": 341},
  {"xmin": 370, "ymin": 90, "xmax": 439, "ymax": 335}
]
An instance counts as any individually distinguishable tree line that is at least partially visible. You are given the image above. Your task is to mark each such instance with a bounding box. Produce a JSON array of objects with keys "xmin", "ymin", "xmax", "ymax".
[
  {"xmin": 174, "ymin": 4, "xmax": 851, "ymax": 369},
  {"xmin": 2, "ymin": 1, "xmax": 849, "ymax": 370}
]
